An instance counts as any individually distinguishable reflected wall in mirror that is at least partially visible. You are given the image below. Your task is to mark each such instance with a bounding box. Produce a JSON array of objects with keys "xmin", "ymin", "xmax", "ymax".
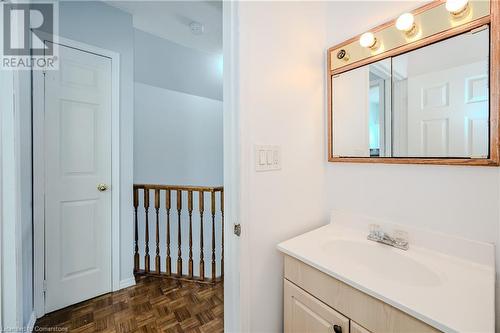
[
  {"xmin": 332, "ymin": 59, "xmax": 391, "ymax": 157},
  {"xmin": 331, "ymin": 27, "xmax": 490, "ymax": 159}
]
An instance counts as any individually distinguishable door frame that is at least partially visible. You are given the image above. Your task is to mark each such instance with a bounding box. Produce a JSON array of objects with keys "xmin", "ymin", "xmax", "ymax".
[
  {"xmin": 222, "ymin": 1, "xmax": 247, "ymax": 331},
  {"xmin": 33, "ymin": 35, "xmax": 121, "ymax": 318},
  {"xmin": 1, "ymin": 69, "xmax": 23, "ymax": 330}
]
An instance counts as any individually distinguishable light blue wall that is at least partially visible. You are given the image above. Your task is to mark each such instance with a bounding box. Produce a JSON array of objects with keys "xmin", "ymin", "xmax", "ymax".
[
  {"xmin": 134, "ymin": 82, "xmax": 223, "ymax": 278},
  {"xmin": 133, "ymin": 28, "xmax": 223, "ymax": 278},
  {"xmin": 1, "ymin": 70, "xmax": 24, "ymax": 330},
  {"xmin": 134, "ymin": 29, "xmax": 223, "ymax": 101},
  {"xmin": 58, "ymin": 1, "xmax": 135, "ymax": 281},
  {"xmin": 19, "ymin": 70, "xmax": 32, "ymax": 329},
  {"xmin": 134, "ymin": 82, "xmax": 223, "ymax": 185},
  {"xmin": 133, "ymin": 27, "xmax": 223, "ymax": 186}
]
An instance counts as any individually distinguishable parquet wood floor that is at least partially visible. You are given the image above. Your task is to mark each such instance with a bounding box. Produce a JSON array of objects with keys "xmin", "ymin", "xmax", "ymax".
[{"xmin": 35, "ymin": 275, "xmax": 224, "ymax": 333}]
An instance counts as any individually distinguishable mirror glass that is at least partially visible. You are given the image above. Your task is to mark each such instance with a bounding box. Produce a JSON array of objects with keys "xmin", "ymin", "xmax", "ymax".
[{"xmin": 331, "ymin": 27, "xmax": 490, "ymax": 158}]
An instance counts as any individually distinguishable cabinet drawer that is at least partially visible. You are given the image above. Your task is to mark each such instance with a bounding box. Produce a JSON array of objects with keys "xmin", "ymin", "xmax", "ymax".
[
  {"xmin": 351, "ymin": 322, "xmax": 371, "ymax": 333},
  {"xmin": 284, "ymin": 279, "xmax": 349, "ymax": 333}
]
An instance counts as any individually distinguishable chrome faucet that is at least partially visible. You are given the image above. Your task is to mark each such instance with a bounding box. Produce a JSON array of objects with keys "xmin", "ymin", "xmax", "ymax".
[{"xmin": 367, "ymin": 224, "xmax": 409, "ymax": 250}]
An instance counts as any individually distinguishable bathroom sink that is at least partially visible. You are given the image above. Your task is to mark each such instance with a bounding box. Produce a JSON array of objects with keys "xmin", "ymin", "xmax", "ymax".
[
  {"xmin": 277, "ymin": 222, "xmax": 495, "ymax": 333},
  {"xmin": 321, "ymin": 239, "xmax": 442, "ymax": 287}
]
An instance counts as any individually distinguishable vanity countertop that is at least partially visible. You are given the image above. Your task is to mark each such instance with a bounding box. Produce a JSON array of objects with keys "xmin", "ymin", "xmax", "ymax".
[{"xmin": 277, "ymin": 221, "xmax": 495, "ymax": 333}]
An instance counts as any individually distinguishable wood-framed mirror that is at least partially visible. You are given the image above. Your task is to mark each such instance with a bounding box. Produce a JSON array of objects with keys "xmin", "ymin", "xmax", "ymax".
[{"xmin": 327, "ymin": 0, "xmax": 499, "ymax": 166}]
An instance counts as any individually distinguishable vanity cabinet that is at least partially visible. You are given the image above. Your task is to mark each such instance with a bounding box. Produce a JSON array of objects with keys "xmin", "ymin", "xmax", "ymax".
[{"xmin": 283, "ymin": 255, "xmax": 441, "ymax": 333}]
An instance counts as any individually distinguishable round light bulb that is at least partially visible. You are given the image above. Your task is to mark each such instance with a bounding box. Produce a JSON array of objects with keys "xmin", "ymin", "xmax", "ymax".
[
  {"xmin": 445, "ymin": 0, "xmax": 469, "ymax": 15},
  {"xmin": 396, "ymin": 13, "xmax": 415, "ymax": 32},
  {"xmin": 359, "ymin": 32, "xmax": 376, "ymax": 49}
]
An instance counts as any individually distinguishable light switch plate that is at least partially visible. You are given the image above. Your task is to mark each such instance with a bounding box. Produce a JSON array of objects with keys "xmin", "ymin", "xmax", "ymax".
[{"xmin": 255, "ymin": 145, "xmax": 281, "ymax": 171}]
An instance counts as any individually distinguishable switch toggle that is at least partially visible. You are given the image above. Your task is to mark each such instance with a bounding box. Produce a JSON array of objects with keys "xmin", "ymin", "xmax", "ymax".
[
  {"xmin": 255, "ymin": 145, "xmax": 281, "ymax": 171},
  {"xmin": 266, "ymin": 150, "xmax": 273, "ymax": 165},
  {"xmin": 259, "ymin": 150, "xmax": 266, "ymax": 165}
]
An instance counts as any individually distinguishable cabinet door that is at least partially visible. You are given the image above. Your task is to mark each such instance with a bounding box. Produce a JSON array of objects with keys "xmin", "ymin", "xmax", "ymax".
[
  {"xmin": 284, "ymin": 279, "xmax": 349, "ymax": 333},
  {"xmin": 351, "ymin": 322, "xmax": 371, "ymax": 333}
]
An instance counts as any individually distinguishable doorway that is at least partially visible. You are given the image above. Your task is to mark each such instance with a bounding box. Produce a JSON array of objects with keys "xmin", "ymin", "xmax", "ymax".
[{"xmin": 32, "ymin": 2, "xmax": 240, "ymax": 331}]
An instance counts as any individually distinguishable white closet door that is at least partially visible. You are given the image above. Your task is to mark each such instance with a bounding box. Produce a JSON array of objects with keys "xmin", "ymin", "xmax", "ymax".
[
  {"xmin": 407, "ymin": 61, "xmax": 488, "ymax": 157},
  {"xmin": 44, "ymin": 44, "xmax": 112, "ymax": 312}
]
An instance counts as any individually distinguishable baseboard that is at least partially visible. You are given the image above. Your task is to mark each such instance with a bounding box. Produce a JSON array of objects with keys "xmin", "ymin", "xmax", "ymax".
[
  {"xmin": 26, "ymin": 311, "xmax": 37, "ymax": 333},
  {"xmin": 119, "ymin": 276, "xmax": 136, "ymax": 289}
]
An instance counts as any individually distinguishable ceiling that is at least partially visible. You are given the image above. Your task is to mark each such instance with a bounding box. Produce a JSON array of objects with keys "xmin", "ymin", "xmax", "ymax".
[{"xmin": 105, "ymin": 1, "xmax": 222, "ymax": 53}]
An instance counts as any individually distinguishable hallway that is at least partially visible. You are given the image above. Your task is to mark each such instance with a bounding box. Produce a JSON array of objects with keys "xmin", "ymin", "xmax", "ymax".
[{"xmin": 35, "ymin": 276, "xmax": 223, "ymax": 333}]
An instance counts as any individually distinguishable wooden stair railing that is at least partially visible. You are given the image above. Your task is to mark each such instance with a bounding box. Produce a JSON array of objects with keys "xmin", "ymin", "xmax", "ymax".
[{"xmin": 133, "ymin": 184, "xmax": 224, "ymax": 283}]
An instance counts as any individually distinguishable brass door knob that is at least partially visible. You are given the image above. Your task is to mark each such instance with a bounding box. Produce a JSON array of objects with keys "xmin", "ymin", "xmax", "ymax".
[{"xmin": 97, "ymin": 183, "xmax": 108, "ymax": 192}]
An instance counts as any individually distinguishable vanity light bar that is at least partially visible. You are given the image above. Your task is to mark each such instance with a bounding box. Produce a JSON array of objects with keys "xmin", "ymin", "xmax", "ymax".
[
  {"xmin": 360, "ymin": 0, "xmax": 469, "ymax": 48},
  {"xmin": 331, "ymin": 0, "xmax": 489, "ymax": 71}
]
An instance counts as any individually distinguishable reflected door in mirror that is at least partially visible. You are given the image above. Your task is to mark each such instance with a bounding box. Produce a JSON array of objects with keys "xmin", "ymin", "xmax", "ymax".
[{"xmin": 393, "ymin": 27, "xmax": 489, "ymax": 158}]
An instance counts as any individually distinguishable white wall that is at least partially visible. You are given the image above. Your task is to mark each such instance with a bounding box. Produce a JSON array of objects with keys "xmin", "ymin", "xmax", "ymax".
[
  {"xmin": 235, "ymin": 1, "xmax": 500, "ymax": 331},
  {"xmin": 324, "ymin": 2, "xmax": 500, "ymax": 330},
  {"xmin": 236, "ymin": 2, "xmax": 329, "ymax": 331}
]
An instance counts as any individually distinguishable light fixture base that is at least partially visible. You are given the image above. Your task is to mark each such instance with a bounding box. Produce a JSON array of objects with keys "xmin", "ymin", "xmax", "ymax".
[
  {"xmin": 369, "ymin": 38, "xmax": 379, "ymax": 51},
  {"xmin": 450, "ymin": 2, "xmax": 470, "ymax": 19},
  {"xmin": 405, "ymin": 23, "xmax": 418, "ymax": 37}
]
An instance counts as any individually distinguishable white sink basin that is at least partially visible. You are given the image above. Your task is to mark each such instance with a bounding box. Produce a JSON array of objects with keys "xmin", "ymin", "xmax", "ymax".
[
  {"xmin": 321, "ymin": 239, "xmax": 442, "ymax": 287},
  {"xmin": 277, "ymin": 223, "xmax": 495, "ymax": 333}
]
